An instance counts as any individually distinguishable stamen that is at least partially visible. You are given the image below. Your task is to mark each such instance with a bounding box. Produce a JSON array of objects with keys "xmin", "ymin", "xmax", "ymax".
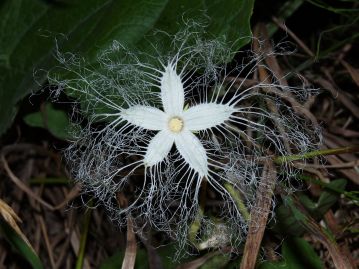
[{"xmin": 168, "ymin": 117, "xmax": 184, "ymax": 133}]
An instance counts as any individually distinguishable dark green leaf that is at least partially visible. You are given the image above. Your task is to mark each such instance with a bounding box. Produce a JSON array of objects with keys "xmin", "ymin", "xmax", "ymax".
[
  {"xmin": 273, "ymin": 202, "xmax": 306, "ymax": 236},
  {"xmin": 258, "ymin": 237, "xmax": 324, "ymax": 269},
  {"xmin": 99, "ymin": 250, "xmax": 124, "ymax": 269},
  {"xmin": 0, "ymin": 0, "xmax": 254, "ymax": 135},
  {"xmin": 316, "ymin": 179, "xmax": 346, "ymax": 215},
  {"xmin": 157, "ymin": 243, "xmax": 187, "ymax": 269},
  {"xmin": 281, "ymin": 237, "xmax": 324, "ymax": 269},
  {"xmin": 0, "ymin": 0, "xmax": 169, "ymax": 136}
]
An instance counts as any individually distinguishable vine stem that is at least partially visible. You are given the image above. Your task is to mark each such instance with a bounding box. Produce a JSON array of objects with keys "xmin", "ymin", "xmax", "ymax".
[{"xmin": 274, "ymin": 145, "xmax": 359, "ymax": 164}]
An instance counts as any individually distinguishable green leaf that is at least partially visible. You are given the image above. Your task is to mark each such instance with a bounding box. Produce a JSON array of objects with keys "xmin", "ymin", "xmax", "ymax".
[
  {"xmin": 199, "ymin": 253, "xmax": 230, "ymax": 269},
  {"xmin": 298, "ymin": 179, "xmax": 347, "ymax": 219},
  {"xmin": 258, "ymin": 261, "xmax": 287, "ymax": 269},
  {"xmin": 157, "ymin": 243, "xmax": 188, "ymax": 269},
  {"xmin": 99, "ymin": 250, "xmax": 124, "ymax": 269},
  {"xmin": 300, "ymin": 175, "xmax": 358, "ymax": 202},
  {"xmin": 0, "ymin": 219, "xmax": 44, "ymax": 269},
  {"xmin": 273, "ymin": 202, "xmax": 306, "ymax": 236},
  {"xmin": 316, "ymin": 179, "xmax": 346, "ymax": 213},
  {"xmin": 130, "ymin": 0, "xmax": 254, "ymax": 57},
  {"xmin": 0, "ymin": 0, "xmax": 254, "ymax": 135},
  {"xmin": 23, "ymin": 103, "xmax": 71, "ymax": 140}
]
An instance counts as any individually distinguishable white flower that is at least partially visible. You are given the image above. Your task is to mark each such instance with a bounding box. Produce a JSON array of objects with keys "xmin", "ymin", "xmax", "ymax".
[
  {"xmin": 51, "ymin": 30, "xmax": 321, "ymax": 249},
  {"xmin": 120, "ymin": 62, "xmax": 235, "ymax": 177}
]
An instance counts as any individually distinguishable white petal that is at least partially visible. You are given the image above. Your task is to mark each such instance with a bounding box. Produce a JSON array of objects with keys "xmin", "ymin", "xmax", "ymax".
[
  {"xmin": 160, "ymin": 64, "xmax": 184, "ymax": 115},
  {"xmin": 183, "ymin": 103, "xmax": 235, "ymax": 131},
  {"xmin": 175, "ymin": 130, "xmax": 208, "ymax": 177},
  {"xmin": 121, "ymin": 105, "xmax": 166, "ymax": 130},
  {"xmin": 144, "ymin": 130, "xmax": 174, "ymax": 166}
]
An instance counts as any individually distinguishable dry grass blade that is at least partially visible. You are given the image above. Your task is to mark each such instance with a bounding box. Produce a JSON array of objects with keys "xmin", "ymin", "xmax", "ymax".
[
  {"xmin": 240, "ymin": 160, "xmax": 276, "ymax": 269},
  {"xmin": 341, "ymin": 60, "xmax": 359, "ymax": 87},
  {"xmin": 0, "ymin": 198, "xmax": 34, "ymax": 252},
  {"xmin": 38, "ymin": 216, "xmax": 56, "ymax": 268},
  {"xmin": 325, "ymin": 155, "xmax": 359, "ymax": 184},
  {"xmin": 121, "ymin": 217, "xmax": 137, "ymax": 269}
]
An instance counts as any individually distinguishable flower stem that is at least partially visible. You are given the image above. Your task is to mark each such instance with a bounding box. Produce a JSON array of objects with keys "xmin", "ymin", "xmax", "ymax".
[{"xmin": 274, "ymin": 145, "xmax": 359, "ymax": 164}]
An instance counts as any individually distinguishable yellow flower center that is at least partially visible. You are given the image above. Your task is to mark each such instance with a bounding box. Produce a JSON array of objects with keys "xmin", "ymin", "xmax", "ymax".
[{"xmin": 168, "ymin": 117, "xmax": 183, "ymax": 133}]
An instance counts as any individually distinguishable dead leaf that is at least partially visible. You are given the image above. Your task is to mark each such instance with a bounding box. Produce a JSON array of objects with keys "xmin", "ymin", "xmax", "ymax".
[{"xmin": 0, "ymin": 198, "xmax": 34, "ymax": 252}]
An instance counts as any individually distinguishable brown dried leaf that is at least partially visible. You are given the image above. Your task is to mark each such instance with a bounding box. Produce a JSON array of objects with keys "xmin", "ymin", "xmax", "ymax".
[{"xmin": 0, "ymin": 198, "xmax": 34, "ymax": 252}]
